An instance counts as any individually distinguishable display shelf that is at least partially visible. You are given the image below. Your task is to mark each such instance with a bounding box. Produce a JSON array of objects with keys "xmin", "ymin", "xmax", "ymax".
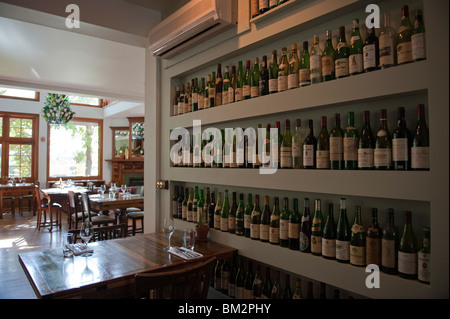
[
  {"xmin": 169, "ymin": 60, "xmax": 428, "ymax": 129},
  {"xmin": 250, "ymin": 0, "xmax": 303, "ymax": 25}
]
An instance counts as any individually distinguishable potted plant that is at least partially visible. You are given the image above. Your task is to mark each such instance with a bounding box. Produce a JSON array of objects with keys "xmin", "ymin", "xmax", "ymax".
[{"xmin": 195, "ymin": 210, "xmax": 210, "ymax": 243}]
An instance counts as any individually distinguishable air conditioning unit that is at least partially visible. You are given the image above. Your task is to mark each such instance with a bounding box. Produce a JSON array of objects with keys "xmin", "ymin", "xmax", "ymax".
[{"xmin": 148, "ymin": 0, "xmax": 236, "ymax": 59}]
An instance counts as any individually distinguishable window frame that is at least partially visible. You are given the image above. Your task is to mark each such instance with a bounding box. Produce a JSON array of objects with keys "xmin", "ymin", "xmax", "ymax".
[
  {"xmin": 47, "ymin": 117, "xmax": 103, "ymax": 182},
  {"xmin": 0, "ymin": 111, "xmax": 39, "ymax": 182},
  {"xmin": 0, "ymin": 90, "xmax": 40, "ymax": 102}
]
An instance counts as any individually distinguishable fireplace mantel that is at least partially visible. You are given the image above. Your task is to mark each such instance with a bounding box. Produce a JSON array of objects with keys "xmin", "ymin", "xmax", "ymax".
[{"xmin": 106, "ymin": 158, "xmax": 144, "ymax": 185}]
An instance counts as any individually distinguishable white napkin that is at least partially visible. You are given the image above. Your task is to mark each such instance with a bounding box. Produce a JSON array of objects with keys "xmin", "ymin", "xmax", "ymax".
[{"xmin": 168, "ymin": 246, "xmax": 203, "ymax": 259}]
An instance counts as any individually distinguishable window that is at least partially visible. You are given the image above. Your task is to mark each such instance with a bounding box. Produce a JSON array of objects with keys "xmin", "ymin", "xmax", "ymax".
[
  {"xmin": 0, "ymin": 112, "xmax": 39, "ymax": 182},
  {"xmin": 68, "ymin": 95, "xmax": 103, "ymax": 107},
  {"xmin": 0, "ymin": 87, "xmax": 40, "ymax": 101},
  {"xmin": 48, "ymin": 118, "xmax": 103, "ymax": 181}
]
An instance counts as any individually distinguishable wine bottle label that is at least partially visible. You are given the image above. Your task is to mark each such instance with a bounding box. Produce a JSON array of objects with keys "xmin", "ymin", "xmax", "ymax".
[
  {"xmin": 235, "ymin": 88, "xmax": 243, "ymax": 101},
  {"xmin": 269, "ymin": 226, "xmax": 280, "ymax": 243},
  {"xmin": 336, "ymin": 240, "xmax": 350, "ymax": 261},
  {"xmin": 398, "ymin": 251, "xmax": 418, "ymax": 275},
  {"xmin": 343, "ymin": 137, "xmax": 358, "ymax": 160},
  {"xmin": 374, "ymin": 148, "xmax": 392, "ymax": 167},
  {"xmin": 244, "ymin": 288, "xmax": 253, "ymax": 299},
  {"xmin": 260, "ymin": 224, "xmax": 269, "ymax": 241},
  {"xmin": 209, "ymin": 87, "xmax": 215, "ymax": 98},
  {"xmin": 220, "ymin": 217, "xmax": 229, "ymax": 231},
  {"xmin": 330, "ymin": 137, "xmax": 343, "ymax": 161},
  {"xmin": 198, "ymin": 94, "xmax": 204, "ymax": 109},
  {"xmin": 322, "ymin": 55, "xmax": 334, "ymax": 76},
  {"xmin": 303, "ymin": 144, "xmax": 314, "ymax": 166},
  {"xmin": 299, "ymin": 68, "xmax": 310, "ymax": 85},
  {"xmin": 281, "ymin": 146, "xmax": 293, "ymax": 168},
  {"xmin": 222, "ymin": 272, "xmax": 229, "ymax": 290},
  {"xmin": 222, "ymin": 91, "xmax": 229, "ymax": 105},
  {"xmin": 228, "ymin": 215, "xmax": 236, "ymax": 230},
  {"xmin": 311, "ymin": 235, "xmax": 322, "ymax": 254},
  {"xmin": 259, "ymin": 0, "xmax": 268, "ymax": 9},
  {"xmin": 182, "ymin": 205, "xmax": 187, "ymax": 219},
  {"xmin": 173, "ymin": 104, "xmax": 178, "ymax": 116},
  {"xmin": 292, "ymin": 142, "xmax": 302, "ymax": 157},
  {"xmin": 230, "ymin": 151, "xmax": 237, "ymax": 168},
  {"xmin": 349, "ymin": 53, "xmax": 363, "ymax": 74},
  {"xmin": 335, "ymin": 58, "xmax": 349, "ymax": 77},
  {"xmin": 293, "ymin": 293, "xmax": 302, "ymax": 299},
  {"xmin": 316, "ymin": 150, "xmax": 330, "ymax": 168},
  {"xmin": 251, "ymin": 223, "xmax": 260, "ymax": 239},
  {"xmin": 228, "ymin": 283, "xmax": 235, "ymax": 297},
  {"xmin": 366, "ymin": 237, "xmax": 381, "ymax": 265},
  {"xmin": 228, "ymin": 87, "xmax": 235, "ymax": 103},
  {"xmin": 299, "ymin": 232, "xmax": 310, "ymax": 251},
  {"xmin": 392, "ymin": 138, "xmax": 408, "ymax": 161},
  {"xmin": 236, "ymin": 286, "xmax": 244, "ymax": 299},
  {"xmin": 192, "ymin": 210, "xmax": 198, "ymax": 223},
  {"xmin": 236, "ymin": 217, "xmax": 244, "ymax": 234},
  {"xmin": 322, "ymin": 238, "xmax": 336, "ymax": 258},
  {"xmin": 381, "ymin": 238, "xmax": 396, "ymax": 268},
  {"xmin": 418, "ymin": 252, "xmax": 430, "ymax": 283},
  {"xmin": 397, "ymin": 41, "xmax": 412, "ymax": 64},
  {"xmin": 363, "ymin": 44, "xmax": 377, "ymax": 69},
  {"xmin": 244, "ymin": 214, "xmax": 251, "ymax": 229},
  {"xmin": 243, "ymin": 84, "xmax": 251, "ymax": 97},
  {"xmin": 280, "ymin": 220, "xmax": 289, "ymax": 240},
  {"xmin": 288, "ymin": 73, "xmax": 299, "ymax": 89},
  {"xmin": 192, "ymin": 93, "xmax": 198, "ymax": 104},
  {"xmin": 203, "ymin": 97, "xmax": 209, "ymax": 109},
  {"xmin": 351, "ymin": 224, "xmax": 365, "ymax": 233},
  {"xmin": 412, "ymin": 33, "xmax": 426, "ymax": 60},
  {"xmin": 288, "ymin": 222, "xmax": 300, "ymax": 239},
  {"xmin": 251, "ymin": 86, "xmax": 259, "ymax": 98},
  {"xmin": 278, "ymin": 75, "xmax": 288, "ymax": 91},
  {"xmin": 172, "ymin": 201, "xmax": 178, "ymax": 217},
  {"xmin": 358, "ymin": 148, "xmax": 374, "ymax": 168},
  {"xmin": 411, "ymin": 147, "xmax": 429, "ymax": 169},
  {"xmin": 269, "ymin": 79, "xmax": 278, "ymax": 92},
  {"xmin": 350, "ymin": 245, "xmax": 366, "ymax": 266},
  {"xmin": 178, "ymin": 101, "xmax": 184, "ymax": 114},
  {"xmin": 379, "ymin": 34, "xmax": 395, "ymax": 66},
  {"xmin": 216, "ymin": 92, "xmax": 222, "ymax": 106},
  {"xmin": 269, "ymin": 0, "xmax": 277, "ymax": 7}
]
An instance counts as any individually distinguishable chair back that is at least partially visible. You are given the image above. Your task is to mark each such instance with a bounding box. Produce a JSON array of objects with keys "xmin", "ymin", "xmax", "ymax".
[
  {"xmin": 69, "ymin": 224, "xmax": 127, "ymax": 243},
  {"xmin": 135, "ymin": 256, "xmax": 217, "ymax": 299},
  {"xmin": 34, "ymin": 186, "xmax": 44, "ymax": 208},
  {"xmin": 80, "ymin": 192, "xmax": 92, "ymax": 222},
  {"xmin": 68, "ymin": 190, "xmax": 78, "ymax": 211}
]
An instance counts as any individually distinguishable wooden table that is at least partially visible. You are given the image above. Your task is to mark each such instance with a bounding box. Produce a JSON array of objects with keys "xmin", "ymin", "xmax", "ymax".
[
  {"xmin": 40, "ymin": 187, "xmax": 91, "ymax": 215},
  {"xmin": 0, "ymin": 183, "xmax": 35, "ymax": 218},
  {"xmin": 88, "ymin": 194, "xmax": 144, "ymax": 224},
  {"xmin": 18, "ymin": 230, "xmax": 237, "ymax": 299}
]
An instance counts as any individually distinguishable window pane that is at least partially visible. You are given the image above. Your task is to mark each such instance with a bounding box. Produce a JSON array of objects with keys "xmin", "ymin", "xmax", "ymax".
[
  {"xmin": 0, "ymin": 144, "xmax": 2, "ymax": 177},
  {"xmin": 9, "ymin": 118, "xmax": 33, "ymax": 138},
  {"xmin": 8, "ymin": 144, "xmax": 32, "ymax": 178},
  {"xmin": 49, "ymin": 122, "xmax": 100, "ymax": 177},
  {"xmin": 68, "ymin": 96, "xmax": 100, "ymax": 106},
  {"xmin": 0, "ymin": 87, "xmax": 37, "ymax": 99},
  {"xmin": 0, "ymin": 117, "xmax": 3, "ymax": 137}
]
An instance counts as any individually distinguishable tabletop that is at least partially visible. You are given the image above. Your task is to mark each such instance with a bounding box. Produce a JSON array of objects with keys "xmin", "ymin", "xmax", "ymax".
[
  {"xmin": 18, "ymin": 230, "xmax": 236, "ymax": 299},
  {"xmin": 40, "ymin": 187, "xmax": 91, "ymax": 196}
]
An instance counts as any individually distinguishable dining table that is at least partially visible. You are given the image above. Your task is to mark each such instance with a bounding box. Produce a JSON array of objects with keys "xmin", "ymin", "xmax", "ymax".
[
  {"xmin": 18, "ymin": 230, "xmax": 237, "ymax": 299},
  {"xmin": 40, "ymin": 186, "xmax": 91, "ymax": 215},
  {"xmin": 88, "ymin": 193, "xmax": 144, "ymax": 225}
]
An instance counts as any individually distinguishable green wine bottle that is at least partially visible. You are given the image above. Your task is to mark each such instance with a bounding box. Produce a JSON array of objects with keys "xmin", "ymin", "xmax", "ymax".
[
  {"xmin": 397, "ymin": 5, "xmax": 413, "ymax": 65},
  {"xmin": 299, "ymin": 198, "xmax": 311, "ymax": 253},
  {"xmin": 269, "ymin": 197, "xmax": 280, "ymax": 245},
  {"xmin": 209, "ymin": 71, "xmax": 216, "ymax": 107},
  {"xmin": 187, "ymin": 187, "xmax": 194, "ymax": 222},
  {"xmin": 299, "ymin": 41, "xmax": 310, "ymax": 86},
  {"xmin": 192, "ymin": 185, "xmax": 199, "ymax": 222},
  {"xmin": 229, "ymin": 65, "xmax": 236, "ymax": 103},
  {"xmin": 251, "ymin": 57, "xmax": 260, "ymax": 98},
  {"xmin": 172, "ymin": 185, "xmax": 179, "ymax": 219},
  {"xmin": 280, "ymin": 119, "xmax": 293, "ymax": 169},
  {"xmin": 398, "ymin": 211, "xmax": 418, "ymax": 279},
  {"xmin": 316, "ymin": 116, "xmax": 330, "ymax": 169},
  {"xmin": 363, "ymin": 27, "xmax": 379, "ymax": 72},
  {"xmin": 412, "ymin": 9, "xmax": 426, "ymax": 61},
  {"xmin": 392, "ymin": 107, "xmax": 411, "ymax": 170},
  {"xmin": 243, "ymin": 261, "xmax": 254, "ymax": 299},
  {"xmin": 235, "ymin": 193, "xmax": 245, "ymax": 236},
  {"xmin": 381, "ymin": 208, "xmax": 399, "ymax": 274},
  {"xmin": 349, "ymin": 18, "xmax": 363, "ymax": 75},
  {"xmin": 330, "ymin": 113, "xmax": 344, "ymax": 169},
  {"xmin": 288, "ymin": 198, "xmax": 301, "ymax": 250},
  {"xmin": 244, "ymin": 193, "xmax": 253, "ymax": 238},
  {"xmin": 350, "ymin": 205, "xmax": 366, "ymax": 267},
  {"xmin": 228, "ymin": 191, "xmax": 237, "ymax": 234},
  {"xmin": 262, "ymin": 266, "xmax": 272, "ymax": 299},
  {"xmin": 322, "ymin": 203, "xmax": 336, "ymax": 259},
  {"xmin": 243, "ymin": 60, "xmax": 251, "ymax": 100},
  {"xmin": 375, "ymin": 109, "xmax": 392, "ymax": 170},
  {"xmin": 259, "ymin": 55, "xmax": 269, "ymax": 96},
  {"xmin": 411, "ymin": 104, "xmax": 429, "ymax": 170},
  {"xmin": 336, "ymin": 198, "xmax": 351, "ymax": 263},
  {"xmin": 344, "ymin": 111, "xmax": 359, "ymax": 169},
  {"xmin": 322, "ymin": 29, "xmax": 336, "ymax": 81},
  {"xmin": 335, "ymin": 26, "xmax": 350, "ymax": 78},
  {"xmin": 292, "ymin": 119, "xmax": 305, "ymax": 169},
  {"xmin": 303, "ymin": 119, "xmax": 316, "ymax": 169},
  {"xmin": 223, "ymin": 66, "xmax": 230, "ymax": 105},
  {"xmin": 215, "ymin": 64, "xmax": 223, "ymax": 107},
  {"xmin": 366, "ymin": 208, "xmax": 382, "ymax": 266},
  {"xmin": 278, "ymin": 47, "xmax": 289, "ymax": 92},
  {"xmin": 358, "ymin": 111, "xmax": 375, "ymax": 170},
  {"xmin": 236, "ymin": 61, "xmax": 244, "ymax": 102},
  {"xmin": 279, "ymin": 197, "xmax": 290, "ymax": 247},
  {"xmin": 418, "ymin": 227, "xmax": 430, "ymax": 284},
  {"xmin": 311, "ymin": 199, "xmax": 324, "ymax": 256},
  {"xmin": 250, "ymin": 194, "xmax": 261, "ymax": 240},
  {"xmin": 379, "ymin": 12, "xmax": 396, "ymax": 68},
  {"xmin": 310, "ymin": 35, "xmax": 322, "ymax": 84},
  {"xmin": 220, "ymin": 190, "xmax": 229, "ymax": 232},
  {"xmin": 204, "ymin": 75, "xmax": 210, "ymax": 109},
  {"xmin": 235, "ymin": 257, "xmax": 245, "ymax": 298},
  {"xmin": 269, "ymin": 50, "xmax": 279, "ymax": 93},
  {"xmin": 260, "ymin": 196, "xmax": 270, "ymax": 242},
  {"xmin": 288, "ymin": 43, "xmax": 300, "ymax": 89},
  {"xmin": 252, "ymin": 264, "xmax": 262, "ymax": 299}
]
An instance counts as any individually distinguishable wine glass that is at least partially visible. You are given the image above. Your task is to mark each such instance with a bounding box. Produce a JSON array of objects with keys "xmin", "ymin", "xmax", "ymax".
[
  {"xmin": 162, "ymin": 218, "xmax": 176, "ymax": 251},
  {"xmin": 121, "ymin": 184, "xmax": 127, "ymax": 196},
  {"xmin": 99, "ymin": 184, "xmax": 107, "ymax": 198},
  {"xmin": 80, "ymin": 219, "xmax": 94, "ymax": 257}
]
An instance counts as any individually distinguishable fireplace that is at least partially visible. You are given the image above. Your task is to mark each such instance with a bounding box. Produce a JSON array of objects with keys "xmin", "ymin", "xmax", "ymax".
[
  {"xmin": 125, "ymin": 174, "xmax": 144, "ymax": 186},
  {"xmin": 108, "ymin": 159, "xmax": 144, "ymax": 186}
]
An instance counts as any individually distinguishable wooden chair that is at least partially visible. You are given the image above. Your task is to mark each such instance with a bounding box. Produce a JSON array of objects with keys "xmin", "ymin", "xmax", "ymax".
[
  {"xmin": 18, "ymin": 181, "xmax": 37, "ymax": 216},
  {"xmin": 134, "ymin": 256, "xmax": 217, "ymax": 299},
  {"xmin": 68, "ymin": 191, "xmax": 98, "ymax": 229},
  {"xmin": 69, "ymin": 223, "xmax": 127, "ymax": 243},
  {"xmin": 1, "ymin": 195, "xmax": 15, "ymax": 217},
  {"xmin": 80, "ymin": 192, "xmax": 116, "ymax": 227},
  {"xmin": 127, "ymin": 211, "xmax": 144, "ymax": 236},
  {"xmin": 35, "ymin": 186, "xmax": 62, "ymax": 232}
]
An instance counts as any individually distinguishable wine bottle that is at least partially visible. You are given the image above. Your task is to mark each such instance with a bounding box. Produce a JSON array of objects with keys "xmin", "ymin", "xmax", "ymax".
[
  {"xmin": 282, "ymin": 274, "xmax": 292, "ymax": 299},
  {"xmin": 177, "ymin": 186, "xmax": 184, "ymax": 219},
  {"xmin": 322, "ymin": 203, "xmax": 337, "ymax": 260},
  {"xmin": 229, "ymin": 65, "xmax": 236, "ymax": 104},
  {"xmin": 293, "ymin": 278, "xmax": 303, "ymax": 299},
  {"xmin": 412, "ymin": 9, "xmax": 426, "ymax": 61},
  {"xmin": 358, "ymin": 111, "xmax": 375, "ymax": 170},
  {"xmin": 330, "ymin": 113, "xmax": 344, "ymax": 169},
  {"xmin": 178, "ymin": 84, "xmax": 185, "ymax": 115},
  {"xmin": 310, "ymin": 35, "xmax": 322, "ymax": 84},
  {"xmin": 259, "ymin": 0, "xmax": 269, "ymax": 14},
  {"xmin": 379, "ymin": 12, "xmax": 397, "ymax": 68},
  {"xmin": 243, "ymin": 261, "xmax": 254, "ymax": 299},
  {"xmin": 322, "ymin": 29, "xmax": 336, "ymax": 81},
  {"xmin": 251, "ymin": 57, "xmax": 260, "ymax": 99},
  {"xmin": 288, "ymin": 198, "xmax": 301, "ymax": 250},
  {"xmin": 235, "ymin": 257, "xmax": 245, "ymax": 299},
  {"xmin": 260, "ymin": 196, "xmax": 270, "ymax": 242},
  {"xmin": 199, "ymin": 77, "xmax": 205, "ymax": 110},
  {"xmin": 280, "ymin": 119, "xmax": 293, "ymax": 169},
  {"xmin": 303, "ymin": 119, "xmax": 316, "ymax": 169},
  {"xmin": 182, "ymin": 187, "xmax": 189, "ymax": 221},
  {"xmin": 292, "ymin": 119, "xmax": 305, "ymax": 169},
  {"xmin": 307, "ymin": 282, "xmax": 314, "ymax": 299},
  {"xmin": 366, "ymin": 208, "xmax": 382, "ymax": 266},
  {"xmin": 274, "ymin": 121, "xmax": 282, "ymax": 169},
  {"xmin": 335, "ymin": 26, "xmax": 350, "ymax": 78},
  {"xmin": 397, "ymin": 5, "xmax": 413, "ymax": 65},
  {"xmin": 269, "ymin": 0, "xmax": 278, "ymax": 10},
  {"xmin": 288, "ymin": 43, "xmax": 300, "ymax": 89},
  {"xmin": 363, "ymin": 27, "xmax": 379, "ymax": 72},
  {"xmin": 262, "ymin": 267, "xmax": 272, "ymax": 299},
  {"xmin": 253, "ymin": 124, "xmax": 262, "ymax": 168},
  {"xmin": 220, "ymin": 190, "xmax": 229, "ymax": 232},
  {"xmin": 244, "ymin": 193, "xmax": 253, "ymax": 238},
  {"xmin": 280, "ymin": 197, "xmax": 290, "ymax": 248},
  {"xmin": 173, "ymin": 85, "xmax": 180, "ymax": 116},
  {"xmin": 172, "ymin": 185, "xmax": 179, "ymax": 219},
  {"xmin": 214, "ymin": 259, "xmax": 222, "ymax": 291},
  {"xmin": 214, "ymin": 192, "xmax": 222, "ymax": 230},
  {"xmin": 243, "ymin": 60, "xmax": 252, "ymax": 100},
  {"xmin": 344, "ymin": 111, "xmax": 359, "ymax": 169},
  {"xmin": 381, "ymin": 208, "xmax": 399, "ymax": 274},
  {"xmin": 235, "ymin": 193, "xmax": 245, "ymax": 236},
  {"xmin": 252, "ymin": 263, "xmax": 262, "ymax": 299},
  {"xmin": 192, "ymin": 78, "xmax": 199, "ymax": 111},
  {"xmin": 187, "ymin": 187, "xmax": 194, "ymax": 222},
  {"xmin": 374, "ymin": 109, "xmax": 393, "ymax": 170},
  {"xmin": 192, "ymin": 186, "xmax": 199, "ymax": 222},
  {"xmin": 209, "ymin": 72, "xmax": 215, "ymax": 107},
  {"xmin": 228, "ymin": 191, "xmax": 237, "ymax": 234},
  {"xmin": 198, "ymin": 188, "xmax": 205, "ymax": 224},
  {"xmin": 336, "ymin": 198, "xmax": 351, "ymax": 263},
  {"xmin": 222, "ymin": 66, "xmax": 230, "ymax": 105},
  {"xmin": 251, "ymin": 0, "xmax": 259, "ymax": 18},
  {"xmin": 411, "ymin": 104, "xmax": 429, "ymax": 170},
  {"xmin": 392, "ymin": 107, "xmax": 411, "ymax": 170},
  {"xmin": 398, "ymin": 211, "xmax": 418, "ymax": 279},
  {"xmin": 311, "ymin": 199, "xmax": 324, "ymax": 256},
  {"xmin": 299, "ymin": 41, "xmax": 311, "ymax": 86},
  {"xmin": 278, "ymin": 47, "xmax": 289, "ymax": 92},
  {"xmin": 269, "ymin": 197, "xmax": 280, "ymax": 245},
  {"xmin": 221, "ymin": 259, "xmax": 230, "ymax": 295},
  {"xmin": 349, "ymin": 18, "xmax": 363, "ymax": 75},
  {"xmin": 299, "ymin": 198, "xmax": 311, "ymax": 253},
  {"xmin": 316, "ymin": 116, "xmax": 330, "ymax": 169},
  {"xmin": 350, "ymin": 205, "xmax": 366, "ymax": 267},
  {"xmin": 418, "ymin": 227, "xmax": 430, "ymax": 284},
  {"xmin": 236, "ymin": 61, "xmax": 244, "ymax": 102},
  {"xmin": 250, "ymin": 195, "xmax": 261, "ymax": 240},
  {"xmin": 271, "ymin": 270, "xmax": 281, "ymax": 299},
  {"xmin": 184, "ymin": 81, "xmax": 191, "ymax": 113},
  {"xmin": 269, "ymin": 50, "xmax": 279, "ymax": 94},
  {"xmin": 207, "ymin": 189, "xmax": 215, "ymax": 228},
  {"xmin": 204, "ymin": 75, "xmax": 210, "ymax": 109},
  {"xmin": 259, "ymin": 55, "xmax": 269, "ymax": 96},
  {"xmin": 228, "ymin": 256, "xmax": 237, "ymax": 298}
]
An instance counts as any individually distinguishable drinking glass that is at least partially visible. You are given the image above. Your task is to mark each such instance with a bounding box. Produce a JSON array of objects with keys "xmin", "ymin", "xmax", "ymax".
[
  {"xmin": 99, "ymin": 184, "xmax": 107, "ymax": 198},
  {"xmin": 62, "ymin": 233, "xmax": 74, "ymax": 257},
  {"xmin": 121, "ymin": 184, "xmax": 127, "ymax": 196},
  {"xmin": 80, "ymin": 220, "xmax": 94, "ymax": 257},
  {"xmin": 162, "ymin": 218, "xmax": 176, "ymax": 251},
  {"xmin": 183, "ymin": 228, "xmax": 195, "ymax": 251}
]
